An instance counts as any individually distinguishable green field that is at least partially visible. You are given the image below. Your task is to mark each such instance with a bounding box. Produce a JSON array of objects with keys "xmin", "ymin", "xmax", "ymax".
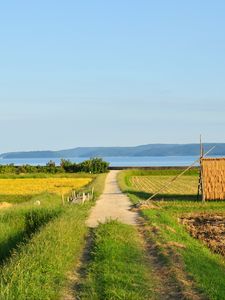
[
  {"xmin": 1, "ymin": 169, "xmax": 225, "ymax": 299},
  {"xmin": 0, "ymin": 173, "xmax": 106, "ymax": 300},
  {"xmin": 118, "ymin": 169, "xmax": 225, "ymax": 300}
]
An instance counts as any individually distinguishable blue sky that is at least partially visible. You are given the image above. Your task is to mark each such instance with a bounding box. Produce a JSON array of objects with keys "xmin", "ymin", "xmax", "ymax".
[{"xmin": 1, "ymin": 1, "xmax": 225, "ymax": 152}]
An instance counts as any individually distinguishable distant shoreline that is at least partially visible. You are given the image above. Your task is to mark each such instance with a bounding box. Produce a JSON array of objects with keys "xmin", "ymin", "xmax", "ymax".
[
  {"xmin": 1, "ymin": 143, "xmax": 225, "ymax": 159},
  {"xmin": 0, "ymin": 155, "xmax": 213, "ymax": 167}
]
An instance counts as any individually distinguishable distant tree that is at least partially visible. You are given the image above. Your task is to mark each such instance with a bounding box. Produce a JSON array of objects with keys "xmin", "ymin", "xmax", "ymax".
[
  {"xmin": 80, "ymin": 158, "xmax": 109, "ymax": 173},
  {"xmin": 60, "ymin": 159, "xmax": 76, "ymax": 172},
  {"xmin": 46, "ymin": 160, "xmax": 57, "ymax": 173}
]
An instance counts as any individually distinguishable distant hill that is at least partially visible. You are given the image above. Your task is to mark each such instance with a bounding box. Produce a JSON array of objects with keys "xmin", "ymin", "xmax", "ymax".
[
  {"xmin": 1, "ymin": 143, "xmax": 225, "ymax": 159},
  {"xmin": 0, "ymin": 151, "xmax": 60, "ymax": 159}
]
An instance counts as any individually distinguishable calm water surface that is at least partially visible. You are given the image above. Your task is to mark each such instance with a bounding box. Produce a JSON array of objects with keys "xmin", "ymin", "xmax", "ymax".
[{"xmin": 0, "ymin": 156, "xmax": 202, "ymax": 167}]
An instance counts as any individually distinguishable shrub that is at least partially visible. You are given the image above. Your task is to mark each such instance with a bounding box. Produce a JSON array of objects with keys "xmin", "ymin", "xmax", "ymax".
[
  {"xmin": 61, "ymin": 158, "xmax": 109, "ymax": 174},
  {"xmin": 80, "ymin": 157, "xmax": 109, "ymax": 173},
  {"xmin": 60, "ymin": 159, "xmax": 79, "ymax": 173}
]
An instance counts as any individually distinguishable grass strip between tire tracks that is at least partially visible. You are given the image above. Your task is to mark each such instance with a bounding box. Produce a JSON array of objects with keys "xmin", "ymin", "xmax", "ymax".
[{"xmin": 79, "ymin": 220, "xmax": 155, "ymax": 300}]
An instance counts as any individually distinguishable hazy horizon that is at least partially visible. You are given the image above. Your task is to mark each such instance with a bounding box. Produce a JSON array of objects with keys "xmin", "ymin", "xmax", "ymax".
[
  {"xmin": 1, "ymin": 1, "xmax": 225, "ymax": 152},
  {"xmin": 1, "ymin": 141, "xmax": 225, "ymax": 154}
]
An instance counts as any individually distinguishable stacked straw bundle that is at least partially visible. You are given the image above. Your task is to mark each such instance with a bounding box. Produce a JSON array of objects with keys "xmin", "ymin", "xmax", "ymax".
[{"xmin": 202, "ymin": 158, "xmax": 225, "ymax": 200}]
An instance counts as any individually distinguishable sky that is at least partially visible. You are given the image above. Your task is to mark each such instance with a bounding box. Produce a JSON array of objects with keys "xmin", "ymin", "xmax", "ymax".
[{"xmin": 1, "ymin": 1, "xmax": 225, "ymax": 152}]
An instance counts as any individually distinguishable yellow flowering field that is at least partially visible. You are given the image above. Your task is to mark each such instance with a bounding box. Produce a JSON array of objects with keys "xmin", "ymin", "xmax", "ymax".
[{"xmin": 0, "ymin": 178, "xmax": 92, "ymax": 196}]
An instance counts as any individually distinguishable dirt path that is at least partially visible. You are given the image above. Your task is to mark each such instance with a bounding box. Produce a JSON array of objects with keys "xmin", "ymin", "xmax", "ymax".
[
  {"xmin": 65, "ymin": 171, "xmax": 204, "ymax": 300},
  {"xmin": 86, "ymin": 170, "xmax": 138, "ymax": 227}
]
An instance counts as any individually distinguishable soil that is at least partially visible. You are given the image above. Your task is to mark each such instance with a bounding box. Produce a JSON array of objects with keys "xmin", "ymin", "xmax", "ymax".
[{"xmin": 180, "ymin": 214, "xmax": 225, "ymax": 256}]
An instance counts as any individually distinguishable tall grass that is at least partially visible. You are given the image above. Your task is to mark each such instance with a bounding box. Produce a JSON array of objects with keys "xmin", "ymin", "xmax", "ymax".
[
  {"xmin": 0, "ymin": 204, "xmax": 92, "ymax": 300},
  {"xmin": 89, "ymin": 173, "xmax": 107, "ymax": 198},
  {"xmin": 0, "ymin": 193, "xmax": 63, "ymax": 263},
  {"xmin": 0, "ymin": 209, "xmax": 25, "ymax": 263}
]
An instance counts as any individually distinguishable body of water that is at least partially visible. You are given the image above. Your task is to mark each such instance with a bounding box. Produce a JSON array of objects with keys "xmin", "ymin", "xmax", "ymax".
[{"xmin": 0, "ymin": 156, "xmax": 204, "ymax": 167}]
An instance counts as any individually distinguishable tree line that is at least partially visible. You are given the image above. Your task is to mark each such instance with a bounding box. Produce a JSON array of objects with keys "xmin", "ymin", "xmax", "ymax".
[{"xmin": 0, "ymin": 158, "xmax": 109, "ymax": 174}]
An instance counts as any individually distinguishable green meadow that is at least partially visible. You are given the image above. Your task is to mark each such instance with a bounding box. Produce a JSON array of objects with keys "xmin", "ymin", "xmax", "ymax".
[{"xmin": 118, "ymin": 169, "xmax": 225, "ymax": 300}]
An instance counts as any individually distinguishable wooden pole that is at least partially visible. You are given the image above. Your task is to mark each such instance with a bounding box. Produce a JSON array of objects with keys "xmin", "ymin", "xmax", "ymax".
[
  {"xmin": 200, "ymin": 136, "xmax": 205, "ymax": 202},
  {"xmin": 200, "ymin": 134, "xmax": 203, "ymax": 157},
  {"xmin": 197, "ymin": 135, "xmax": 203, "ymax": 200}
]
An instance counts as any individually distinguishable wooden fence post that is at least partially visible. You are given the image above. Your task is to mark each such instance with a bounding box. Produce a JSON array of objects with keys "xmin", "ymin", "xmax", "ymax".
[{"xmin": 62, "ymin": 194, "xmax": 65, "ymax": 206}]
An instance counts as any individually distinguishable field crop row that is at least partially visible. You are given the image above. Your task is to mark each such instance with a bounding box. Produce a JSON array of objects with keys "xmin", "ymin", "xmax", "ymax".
[
  {"xmin": 0, "ymin": 177, "xmax": 92, "ymax": 196},
  {"xmin": 130, "ymin": 175, "xmax": 198, "ymax": 195}
]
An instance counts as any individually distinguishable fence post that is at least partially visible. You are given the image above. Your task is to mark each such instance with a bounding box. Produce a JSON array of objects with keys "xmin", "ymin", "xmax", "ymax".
[
  {"xmin": 82, "ymin": 192, "xmax": 86, "ymax": 204},
  {"xmin": 62, "ymin": 194, "xmax": 65, "ymax": 206}
]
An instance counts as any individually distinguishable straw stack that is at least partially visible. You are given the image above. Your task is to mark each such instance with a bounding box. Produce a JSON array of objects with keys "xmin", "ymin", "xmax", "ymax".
[{"xmin": 202, "ymin": 158, "xmax": 225, "ymax": 200}]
